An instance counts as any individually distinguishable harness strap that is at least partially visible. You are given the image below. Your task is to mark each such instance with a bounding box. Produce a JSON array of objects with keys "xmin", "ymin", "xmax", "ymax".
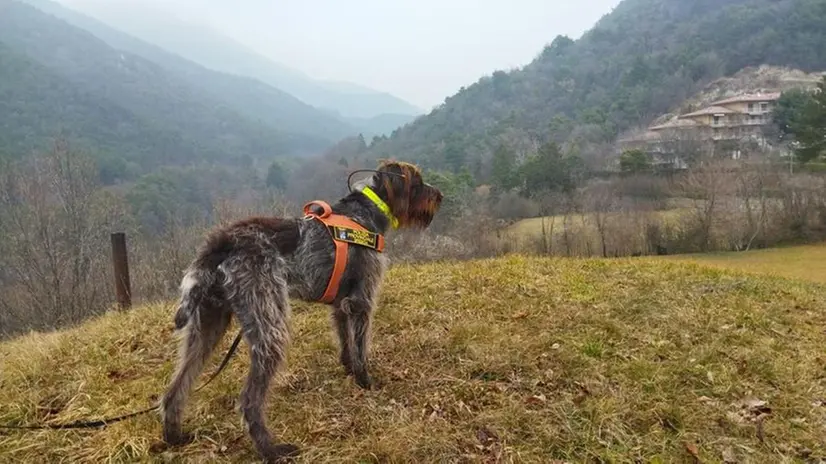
[{"xmin": 303, "ymin": 200, "xmax": 384, "ymax": 304}]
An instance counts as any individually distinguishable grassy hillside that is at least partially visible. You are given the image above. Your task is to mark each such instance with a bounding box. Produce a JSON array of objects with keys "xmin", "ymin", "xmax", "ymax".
[
  {"xmin": 2, "ymin": 256, "xmax": 825, "ymax": 462},
  {"xmin": 364, "ymin": 0, "xmax": 826, "ymax": 171}
]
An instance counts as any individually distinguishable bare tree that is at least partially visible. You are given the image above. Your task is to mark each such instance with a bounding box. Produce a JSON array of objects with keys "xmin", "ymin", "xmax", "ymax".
[
  {"xmin": 534, "ymin": 192, "xmax": 560, "ymax": 255},
  {"xmin": 735, "ymin": 162, "xmax": 774, "ymax": 251},
  {"xmin": 678, "ymin": 160, "xmax": 736, "ymax": 251},
  {"xmin": 583, "ymin": 181, "xmax": 617, "ymax": 257},
  {"xmin": 0, "ymin": 139, "xmax": 124, "ymax": 336}
]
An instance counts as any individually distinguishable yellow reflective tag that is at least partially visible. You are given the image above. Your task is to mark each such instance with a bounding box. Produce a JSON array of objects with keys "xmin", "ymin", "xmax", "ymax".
[{"xmin": 330, "ymin": 226, "xmax": 379, "ymax": 249}]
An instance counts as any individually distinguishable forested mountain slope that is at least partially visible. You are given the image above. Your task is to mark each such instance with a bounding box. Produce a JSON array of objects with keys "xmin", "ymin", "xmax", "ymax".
[
  {"xmin": 17, "ymin": 0, "xmax": 362, "ymax": 143},
  {"xmin": 0, "ymin": 42, "xmax": 212, "ymax": 176},
  {"xmin": 364, "ymin": 0, "xmax": 826, "ymax": 172},
  {"xmin": 45, "ymin": 0, "xmax": 423, "ymax": 120},
  {"xmin": 0, "ymin": 1, "xmax": 352, "ymax": 181}
]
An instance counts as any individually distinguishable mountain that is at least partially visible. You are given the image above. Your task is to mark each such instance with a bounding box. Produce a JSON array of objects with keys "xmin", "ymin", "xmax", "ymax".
[
  {"xmin": 15, "ymin": 0, "xmax": 359, "ymax": 145},
  {"xmin": 361, "ymin": 0, "xmax": 826, "ymax": 172},
  {"xmin": 342, "ymin": 113, "xmax": 419, "ymax": 140},
  {"xmin": 0, "ymin": 0, "xmax": 363, "ymax": 181},
  {"xmin": 50, "ymin": 0, "xmax": 423, "ymax": 121},
  {"xmin": 0, "ymin": 41, "xmax": 215, "ymax": 175}
]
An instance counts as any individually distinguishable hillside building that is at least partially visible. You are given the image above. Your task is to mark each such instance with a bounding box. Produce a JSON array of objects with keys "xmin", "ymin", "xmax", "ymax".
[{"xmin": 617, "ymin": 92, "xmax": 783, "ymax": 168}]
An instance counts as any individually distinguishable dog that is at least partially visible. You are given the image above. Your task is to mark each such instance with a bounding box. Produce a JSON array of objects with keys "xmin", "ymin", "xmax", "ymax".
[{"xmin": 159, "ymin": 160, "xmax": 443, "ymax": 462}]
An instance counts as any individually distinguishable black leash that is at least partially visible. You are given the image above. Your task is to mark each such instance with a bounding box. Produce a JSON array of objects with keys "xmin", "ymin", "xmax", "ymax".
[
  {"xmin": 346, "ymin": 168, "xmax": 407, "ymax": 192},
  {"xmin": 0, "ymin": 330, "xmax": 244, "ymax": 431}
]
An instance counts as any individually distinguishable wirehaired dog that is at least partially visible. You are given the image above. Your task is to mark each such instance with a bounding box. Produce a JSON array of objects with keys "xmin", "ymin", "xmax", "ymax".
[{"xmin": 159, "ymin": 161, "xmax": 443, "ymax": 462}]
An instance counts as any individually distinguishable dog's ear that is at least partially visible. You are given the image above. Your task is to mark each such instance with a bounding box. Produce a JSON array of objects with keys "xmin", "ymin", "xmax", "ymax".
[{"xmin": 373, "ymin": 160, "xmax": 441, "ymax": 229}]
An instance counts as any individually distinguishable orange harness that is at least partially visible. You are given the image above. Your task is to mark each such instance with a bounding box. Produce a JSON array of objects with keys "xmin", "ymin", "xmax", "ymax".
[{"xmin": 303, "ymin": 200, "xmax": 385, "ymax": 304}]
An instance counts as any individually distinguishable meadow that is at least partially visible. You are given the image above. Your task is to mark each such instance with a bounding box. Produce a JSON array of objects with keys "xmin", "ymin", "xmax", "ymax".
[
  {"xmin": 1, "ymin": 255, "xmax": 825, "ymax": 463},
  {"xmin": 489, "ymin": 205, "xmax": 691, "ymax": 258},
  {"xmin": 667, "ymin": 243, "xmax": 826, "ymax": 284}
]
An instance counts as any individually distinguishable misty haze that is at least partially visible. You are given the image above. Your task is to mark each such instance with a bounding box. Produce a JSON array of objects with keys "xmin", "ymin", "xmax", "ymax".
[{"xmin": 1, "ymin": 0, "xmax": 826, "ymax": 462}]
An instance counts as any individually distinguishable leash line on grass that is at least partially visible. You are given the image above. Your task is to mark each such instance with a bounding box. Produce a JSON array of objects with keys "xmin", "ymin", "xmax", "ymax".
[{"xmin": 0, "ymin": 330, "xmax": 244, "ymax": 431}]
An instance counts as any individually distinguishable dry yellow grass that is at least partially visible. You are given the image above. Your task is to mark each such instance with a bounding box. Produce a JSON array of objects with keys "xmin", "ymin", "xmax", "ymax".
[
  {"xmin": 502, "ymin": 209, "xmax": 688, "ymax": 239},
  {"xmin": 492, "ymin": 209, "xmax": 690, "ymax": 256},
  {"xmin": 2, "ymin": 256, "xmax": 826, "ymax": 463},
  {"xmin": 667, "ymin": 242, "xmax": 826, "ymax": 285}
]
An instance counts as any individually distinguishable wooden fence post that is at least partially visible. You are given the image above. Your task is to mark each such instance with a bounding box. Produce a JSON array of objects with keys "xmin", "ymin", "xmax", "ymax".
[{"xmin": 111, "ymin": 232, "xmax": 132, "ymax": 310}]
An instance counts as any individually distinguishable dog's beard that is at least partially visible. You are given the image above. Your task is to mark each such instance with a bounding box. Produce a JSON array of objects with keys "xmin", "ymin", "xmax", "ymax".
[{"xmin": 405, "ymin": 187, "xmax": 442, "ymax": 229}]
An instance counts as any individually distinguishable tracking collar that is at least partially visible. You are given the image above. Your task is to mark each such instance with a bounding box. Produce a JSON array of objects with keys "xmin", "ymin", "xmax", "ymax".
[{"xmin": 360, "ymin": 186, "xmax": 399, "ymax": 229}]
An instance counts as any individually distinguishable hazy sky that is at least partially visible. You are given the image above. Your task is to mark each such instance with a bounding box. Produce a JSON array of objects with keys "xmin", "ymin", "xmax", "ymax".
[{"xmin": 61, "ymin": 0, "xmax": 622, "ymax": 109}]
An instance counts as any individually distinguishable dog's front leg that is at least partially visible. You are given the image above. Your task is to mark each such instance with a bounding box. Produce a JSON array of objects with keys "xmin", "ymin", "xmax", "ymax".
[
  {"xmin": 339, "ymin": 296, "xmax": 376, "ymax": 389},
  {"xmin": 331, "ymin": 308, "xmax": 354, "ymax": 375}
]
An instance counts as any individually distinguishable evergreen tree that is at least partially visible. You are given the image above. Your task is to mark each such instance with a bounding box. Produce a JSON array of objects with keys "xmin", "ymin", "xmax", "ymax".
[
  {"xmin": 770, "ymin": 88, "xmax": 812, "ymax": 144},
  {"xmin": 619, "ymin": 149, "xmax": 652, "ymax": 173},
  {"xmin": 266, "ymin": 161, "xmax": 287, "ymax": 191},
  {"xmin": 443, "ymin": 137, "xmax": 466, "ymax": 173},
  {"xmin": 490, "ymin": 144, "xmax": 517, "ymax": 191},
  {"xmin": 792, "ymin": 77, "xmax": 826, "ymax": 163},
  {"xmin": 520, "ymin": 141, "xmax": 583, "ymax": 196}
]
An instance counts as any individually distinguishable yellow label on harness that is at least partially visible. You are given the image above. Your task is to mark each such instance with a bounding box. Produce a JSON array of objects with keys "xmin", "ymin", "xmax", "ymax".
[{"xmin": 329, "ymin": 226, "xmax": 380, "ymax": 249}]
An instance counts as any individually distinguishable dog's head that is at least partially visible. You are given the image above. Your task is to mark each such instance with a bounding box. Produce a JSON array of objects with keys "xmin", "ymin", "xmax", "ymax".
[{"xmin": 370, "ymin": 160, "xmax": 443, "ymax": 229}]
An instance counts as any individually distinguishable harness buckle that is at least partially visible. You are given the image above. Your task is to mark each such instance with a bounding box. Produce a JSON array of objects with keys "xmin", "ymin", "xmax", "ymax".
[{"xmin": 303, "ymin": 200, "xmax": 332, "ymax": 219}]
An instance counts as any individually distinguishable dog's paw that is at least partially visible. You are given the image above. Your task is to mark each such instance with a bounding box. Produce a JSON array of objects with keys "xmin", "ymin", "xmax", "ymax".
[
  {"xmin": 262, "ymin": 443, "xmax": 300, "ymax": 463},
  {"xmin": 354, "ymin": 373, "xmax": 381, "ymax": 390},
  {"xmin": 163, "ymin": 429, "xmax": 194, "ymax": 447}
]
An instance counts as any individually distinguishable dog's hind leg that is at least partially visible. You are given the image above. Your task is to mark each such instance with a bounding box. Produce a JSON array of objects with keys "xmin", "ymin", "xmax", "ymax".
[
  {"xmin": 229, "ymin": 256, "xmax": 299, "ymax": 463},
  {"xmin": 161, "ymin": 298, "xmax": 232, "ymax": 446}
]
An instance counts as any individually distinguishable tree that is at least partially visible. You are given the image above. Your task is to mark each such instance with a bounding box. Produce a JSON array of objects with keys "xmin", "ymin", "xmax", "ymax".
[
  {"xmin": 770, "ymin": 88, "xmax": 812, "ymax": 144},
  {"xmin": 266, "ymin": 161, "xmax": 287, "ymax": 191},
  {"xmin": 679, "ymin": 160, "xmax": 735, "ymax": 251},
  {"xmin": 443, "ymin": 136, "xmax": 466, "ymax": 173},
  {"xmin": 422, "ymin": 168, "xmax": 475, "ymax": 233},
  {"xmin": 0, "ymin": 138, "xmax": 123, "ymax": 334},
  {"xmin": 583, "ymin": 181, "xmax": 618, "ymax": 257},
  {"xmin": 490, "ymin": 143, "xmax": 517, "ymax": 192},
  {"xmin": 619, "ymin": 149, "xmax": 652, "ymax": 174},
  {"xmin": 790, "ymin": 78, "xmax": 826, "ymax": 163},
  {"xmin": 520, "ymin": 141, "xmax": 584, "ymax": 197},
  {"xmin": 548, "ymin": 115, "xmax": 576, "ymax": 145}
]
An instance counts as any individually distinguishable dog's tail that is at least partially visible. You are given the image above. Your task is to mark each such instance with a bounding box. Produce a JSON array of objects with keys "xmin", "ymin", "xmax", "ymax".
[{"xmin": 173, "ymin": 232, "xmax": 234, "ymax": 330}]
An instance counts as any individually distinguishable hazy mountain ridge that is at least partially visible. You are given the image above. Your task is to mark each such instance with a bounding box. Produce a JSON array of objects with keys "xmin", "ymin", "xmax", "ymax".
[
  {"xmin": 362, "ymin": 0, "xmax": 826, "ymax": 172},
  {"xmin": 16, "ymin": 0, "xmax": 360, "ymax": 143},
  {"xmin": 0, "ymin": 41, "xmax": 213, "ymax": 173},
  {"xmin": 1, "ymin": 0, "xmax": 380, "ymax": 183},
  {"xmin": 50, "ymin": 0, "xmax": 423, "ymax": 121}
]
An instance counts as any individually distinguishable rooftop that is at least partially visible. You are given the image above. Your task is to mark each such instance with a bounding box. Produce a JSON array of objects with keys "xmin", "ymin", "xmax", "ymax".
[
  {"xmin": 709, "ymin": 92, "xmax": 782, "ymax": 106},
  {"xmin": 649, "ymin": 118, "xmax": 700, "ymax": 131},
  {"xmin": 680, "ymin": 106, "xmax": 739, "ymax": 118}
]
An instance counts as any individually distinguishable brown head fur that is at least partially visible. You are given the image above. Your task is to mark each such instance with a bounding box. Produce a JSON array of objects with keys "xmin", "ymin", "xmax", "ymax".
[{"xmin": 372, "ymin": 160, "xmax": 443, "ymax": 229}]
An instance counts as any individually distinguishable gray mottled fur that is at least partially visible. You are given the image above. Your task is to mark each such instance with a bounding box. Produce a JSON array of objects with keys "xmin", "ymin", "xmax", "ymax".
[{"xmin": 158, "ymin": 164, "xmax": 441, "ymax": 463}]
